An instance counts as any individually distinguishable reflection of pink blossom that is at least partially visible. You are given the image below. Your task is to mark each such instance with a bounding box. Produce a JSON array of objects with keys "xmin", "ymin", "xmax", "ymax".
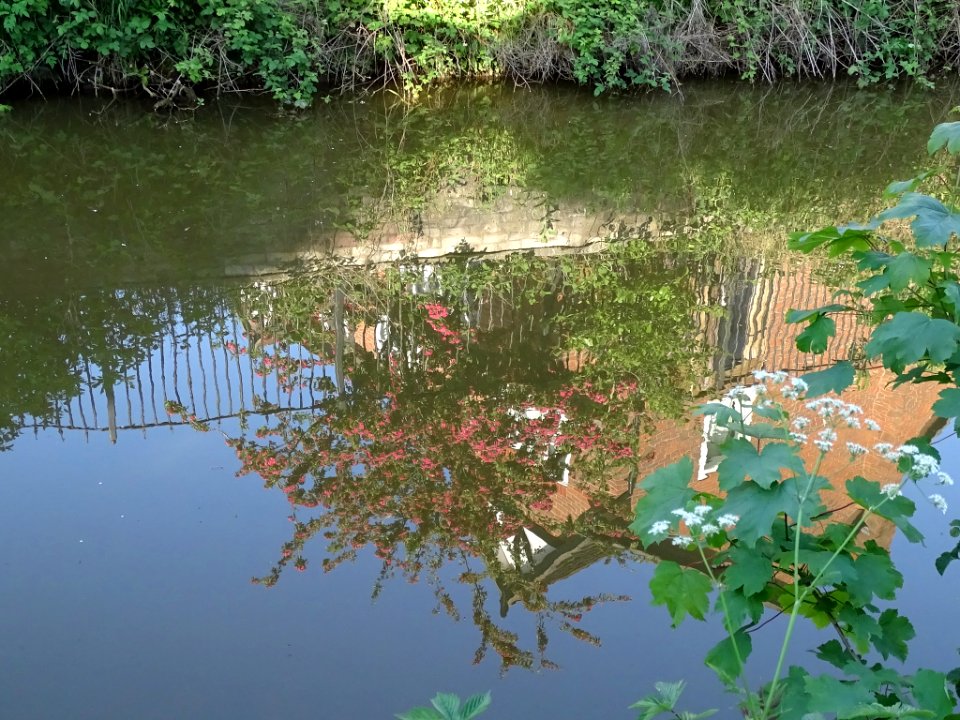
[{"xmin": 423, "ymin": 303, "xmax": 450, "ymax": 320}]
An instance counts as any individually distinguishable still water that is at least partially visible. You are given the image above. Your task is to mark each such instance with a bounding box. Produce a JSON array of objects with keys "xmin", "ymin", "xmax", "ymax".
[{"xmin": 2, "ymin": 82, "xmax": 960, "ymax": 719}]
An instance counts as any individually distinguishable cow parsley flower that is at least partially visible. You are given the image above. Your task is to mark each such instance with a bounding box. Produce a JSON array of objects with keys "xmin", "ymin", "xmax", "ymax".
[
  {"xmin": 790, "ymin": 432, "xmax": 808, "ymax": 444},
  {"xmin": 907, "ymin": 453, "xmax": 939, "ymax": 480},
  {"xmin": 692, "ymin": 504, "xmax": 712, "ymax": 517},
  {"xmin": 865, "ymin": 419, "xmax": 881, "ymax": 431},
  {"xmin": 716, "ymin": 514, "xmax": 739, "ymax": 528},
  {"xmin": 672, "ymin": 508, "xmax": 703, "ymax": 527},
  {"xmin": 671, "ymin": 536, "xmax": 693, "ymax": 548},
  {"xmin": 650, "ymin": 520, "xmax": 671, "ymax": 537},
  {"xmin": 881, "ymin": 483, "xmax": 903, "ymax": 499},
  {"xmin": 937, "ymin": 472, "xmax": 954, "ymax": 486},
  {"xmin": 930, "ymin": 493, "xmax": 949, "ymax": 514},
  {"xmin": 700, "ymin": 523, "xmax": 720, "ymax": 536},
  {"xmin": 846, "ymin": 442, "xmax": 868, "ymax": 457},
  {"xmin": 791, "ymin": 416, "xmax": 811, "ymax": 430}
]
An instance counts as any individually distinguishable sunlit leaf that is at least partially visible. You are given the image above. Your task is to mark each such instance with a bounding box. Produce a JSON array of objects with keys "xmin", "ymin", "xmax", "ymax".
[
  {"xmin": 928, "ymin": 121, "xmax": 960, "ymax": 155},
  {"xmin": 459, "ymin": 692, "xmax": 492, "ymax": 720},
  {"xmin": 430, "ymin": 693, "xmax": 461, "ymax": 720},
  {"xmin": 877, "ymin": 193, "xmax": 960, "ymax": 247}
]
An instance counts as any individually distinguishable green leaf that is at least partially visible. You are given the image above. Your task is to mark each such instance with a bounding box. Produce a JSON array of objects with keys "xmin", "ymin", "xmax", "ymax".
[
  {"xmin": 396, "ymin": 707, "xmax": 443, "ymax": 720},
  {"xmin": 796, "ymin": 314, "xmax": 836, "ymax": 354},
  {"xmin": 459, "ymin": 693, "xmax": 492, "ymax": 720},
  {"xmin": 877, "ymin": 193, "xmax": 960, "ymax": 248},
  {"xmin": 431, "ymin": 693, "xmax": 461, "ymax": 720},
  {"xmin": 789, "ymin": 227, "xmax": 873, "ymax": 254},
  {"xmin": 779, "ymin": 474, "xmax": 830, "ymax": 527},
  {"xmin": 848, "ymin": 545, "xmax": 902, "ymax": 605},
  {"xmin": 630, "ymin": 458, "xmax": 695, "ymax": 544},
  {"xmin": 885, "ymin": 252, "xmax": 932, "ymax": 292},
  {"xmin": 716, "ymin": 587, "xmax": 764, "ymax": 632},
  {"xmin": 843, "ymin": 702, "xmax": 936, "ymax": 718},
  {"xmin": 939, "ymin": 281, "xmax": 960, "ymax": 323},
  {"xmin": 874, "ymin": 608, "xmax": 916, "ymax": 662},
  {"xmin": 928, "ymin": 122, "xmax": 960, "ymax": 155},
  {"xmin": 630, "ymin": 680, "xmax": 686, "ymax": 719},
  {"xmin": 649, "ymin": 561, "xmax": 712, "ymax": 627},
  {"xmin": 722, "ymin": 481, "xmax": 785, "ymax": 546},
  {"xmin": 801, "ymin": 362, "xmax": 855, "ymax": 398},
  {"xmin": 815, "ymin": 639, "xmax": 857, "ymax": 670},
  {"xmin": 912, "ymin": 670, "xmax": 954, "ymax": 720},
  {"xmin": 705, "ymin": 631, "xmax": 752, "ymax": 686},
  {"xmin": 722, "ymin": 544, "xmax": 772, "ymax": 596},
  {"xmin": 886, "ymin": 171, "xmax": 934, "ymax": 197},
  {"xmin": 933, "ymin": 388, "xmax": 960, "ymax": 419},
  {"xmin": 846, "ymin": 476, "xmax": 923, "ymax": 543},
  {"xmin": 786, "ymin": 304, "xmax": 849, "ymax": 324},
  {"xmin": 717, "ymin": 440, "xmax": 804, "ymax": 491},
  {"xmin": 865, "ymin": 312, "xmax": 960, "ymax": 372},
  {"xmin": 804, "ymin": 674, "xmax": 875, "ymax": 716}
]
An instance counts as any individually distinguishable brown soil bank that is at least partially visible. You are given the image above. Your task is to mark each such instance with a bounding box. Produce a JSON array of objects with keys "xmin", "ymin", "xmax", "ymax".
[{"xmin": 2, "ymin": 0, "xmax": 960, "ymax": 107}]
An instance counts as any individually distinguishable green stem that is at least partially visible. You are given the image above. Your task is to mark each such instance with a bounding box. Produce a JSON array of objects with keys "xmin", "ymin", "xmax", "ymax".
[
  {"xmin": 696, "ymin": 541, "xmax": 759, "ymax": 718},
  {"xmin": 760, "ymin": 450, "xmax": 824, "ymax": 718}
]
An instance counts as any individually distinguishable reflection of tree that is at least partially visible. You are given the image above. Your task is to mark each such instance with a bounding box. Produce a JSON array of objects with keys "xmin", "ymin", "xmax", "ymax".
[
  {"xmin": 196, "ymin": 244, "xmax": 722, "ymax": 669},
  {"xmin": 0, "ymin": 285, "xmax": 230, "ymax": 449}
]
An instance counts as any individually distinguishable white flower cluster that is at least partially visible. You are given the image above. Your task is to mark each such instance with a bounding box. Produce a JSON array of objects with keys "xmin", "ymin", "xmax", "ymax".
[
  {"xmin": 873, "ymin": 444, "xmax": 953, "ymax": 514},
  {"xmin": 649, "ymin": 505, "xmax": 739, "ymax": 547},
  {"xmin": 751, "ymin": 370, "xmax": 809, "ymax": 400}
]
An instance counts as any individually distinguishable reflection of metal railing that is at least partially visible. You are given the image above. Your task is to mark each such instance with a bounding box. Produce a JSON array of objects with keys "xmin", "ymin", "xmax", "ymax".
[{"xmin": 23, "ymin": 308, "xmax": 332, "ymax": 443}]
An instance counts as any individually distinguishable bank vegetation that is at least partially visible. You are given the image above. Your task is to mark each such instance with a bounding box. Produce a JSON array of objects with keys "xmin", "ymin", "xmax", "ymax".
[{"xmin": 2, "ymin": 0, "xmax": 960, "ymax": 106}]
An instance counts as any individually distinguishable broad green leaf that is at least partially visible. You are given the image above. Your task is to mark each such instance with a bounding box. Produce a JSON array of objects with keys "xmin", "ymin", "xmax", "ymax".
[
  {"xmin": 804, "ymin": 674, "xmax": 875, "ymax": 716},
  {"xmin": 912, "ymin": 670, "xmax": 954, "ymax": 720},
  {"xmin": 705, "ymin": 631, "xmax": 752, "ymax": 686},
  {"xmin": 722, "ymin": 481, "xmax": 785, "ymax": 546},
  {"xmin": 431, "ymin": 693, "xmax": 461, "ymax": 720},
  {"xmin": 779, "ymin": 474, "xmax": 830, "ymax": 527},
  {"xmin": 787, "ymin": 548, "xmax": 857, "ymax": 586},
  {"xmin": 717, "ymin": 439, "xmax": 803, "ymax": 490},
  {"xmin": 722, "ymin": 544, "xmax": 772, "ymax": 596},
  {"xmin": 839, "ymin": 605, "xmax": 882, "ymax": 654},
  {"xmin": 649, "ymin": 561, "xmax": 712, "ymax": 627},
  {"xmin": 815, "ymin": 639, "xmax": 857, "ymax": 670},
  {"xmin": 630, "ymin": 680, "xmax": 686, "ymax": 719},
  {"xmin": 886, "ymin": 252, "xmax": 932, "ymax": 292},
  {"xmin": 460, "ymin": 693, "xmax": 492, "ymax": 720},
  {"xmin": 886, "ymin": 171, "xmax": 934, "ymax": 197},
  {"xmin": 789, "ymin": 227, "xmax": 873, "ymax": 254},
  {"xmin": 716, "ymin": 587, "xmax": 764, "ymax": 633},
  {"xmin": 846, "ymin": 476, "xmax": 923, "ymax": 543},
  {"xmin": 848, "ymin": 545, "xmax": 902, "ymax": 605},
  {"xmin": 694, "ymin": 403, "xmax": 742, "ymax": 426},
  {"xmin": 630, "ymin": 458, "xmax": 695, "ymax": 544},
  {"xmin": 796, "ymin": 314, "xmax": 836, "ymax": 354},
  {"xmin": 928, "ymin": 121, "xmax": 960, "ymax": 155},
  {"xmin": 877, "ymin": 193, "xmax": 960, "ymax": 248},
  {"xmin": 775, "ymin": 666, "xmax": 814, "ymax": 720},
  {"xmin": 933, "ymin": 388, "xmax": 960, "ymax": 419},
  {"xmin": 865, "ymin": 312, "xmax": 960, "ymax": 372},
  {"xmin": 801, "ymin": 362, "xmax": 855, "ymax": 398},
  {"xmin": 874, "ymin": 608, "xmax": 915, "ymax": 662}
]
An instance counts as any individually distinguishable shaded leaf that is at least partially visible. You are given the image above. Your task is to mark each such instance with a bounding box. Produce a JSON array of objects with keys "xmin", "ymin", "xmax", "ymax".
[
  {"xmin": 717, "ymin": 439, "xmax": 803, "ymax": 490},
  {"xmin": 911, "ymin": 670, "xmax": 954, "ymax": 720},
  {"xmin": 865, "ymin": 312, "xmax": 960, "ymax": 372},
  {"xmin": 722, "ymin": 544, "xmax": 772, "ymax": 597},
  {"xmin": 705, "ymin": 631, "xmax": 752, "ymax": 686},
  {"xmin": 928, "ymin": 122, "xmax": 960, "ymax": 155},
  {"xmin": 804, "ymin": 674, "xmax": 874, "ymax": 716},
  {"xmin": 796, "ymin": 314, "xmax": 836, "ymax": 354},
  {"xmin": 649, "ymin": 561, "xmax": 712, "ymax": 627},
  {"xmin": 846, "ymin": 476, "xmax": 923, "ymax": 543},
  {"xmin": 630, "ymin": 458, "xmax": 695, "ymax": 545},
  {"xmin": 801, "ymin": 362, "xmax": 855, "ymax": 398},
  {"xmin": 460, "ymin": 693, "xmax": 492, "ymax": 720},
  {"xmin": 933, "ymin": 388, "xmax": 960, "ymax": 419},
  {"xmin": 874, "ymin": 609, "xmax": 915, "ymax": 662}
]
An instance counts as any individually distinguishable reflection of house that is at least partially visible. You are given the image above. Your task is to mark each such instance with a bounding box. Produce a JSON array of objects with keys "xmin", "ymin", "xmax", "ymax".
[{"xmin": 496, "ymin": 265, "xmax": 943, "ymax": 612}]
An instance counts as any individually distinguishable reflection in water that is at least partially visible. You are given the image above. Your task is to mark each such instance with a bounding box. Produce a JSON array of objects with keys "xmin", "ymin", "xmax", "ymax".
[{"xmin": 2, "ymin": 234, "xmax": 941, "ymax": 670}]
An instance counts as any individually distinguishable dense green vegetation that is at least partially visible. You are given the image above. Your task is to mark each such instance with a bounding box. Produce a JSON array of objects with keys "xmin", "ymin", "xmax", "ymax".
[{"xmin": 2, "ymin": 0, "xmax": 960, "ymax": 106}]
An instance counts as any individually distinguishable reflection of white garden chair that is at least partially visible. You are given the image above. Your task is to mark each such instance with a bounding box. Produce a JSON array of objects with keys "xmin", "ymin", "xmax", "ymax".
[{"xmin": 697, "ymin": 385, "xmax": 757, "ymax": 481}]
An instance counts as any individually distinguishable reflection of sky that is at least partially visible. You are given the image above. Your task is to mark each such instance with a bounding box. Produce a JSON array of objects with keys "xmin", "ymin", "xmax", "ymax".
[
  {"xmin": 1, "ymin": 419, "xmax": 836, "ymax": 719},
  {"xmin": 6, "ymin": 312, "xmax": 960, "ymax": 717}
]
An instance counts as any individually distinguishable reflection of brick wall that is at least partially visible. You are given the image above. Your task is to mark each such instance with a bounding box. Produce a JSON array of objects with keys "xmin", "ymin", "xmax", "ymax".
[{"xmin": 541, "ymin": 268, "xmax": 942, "ymax": 552}]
